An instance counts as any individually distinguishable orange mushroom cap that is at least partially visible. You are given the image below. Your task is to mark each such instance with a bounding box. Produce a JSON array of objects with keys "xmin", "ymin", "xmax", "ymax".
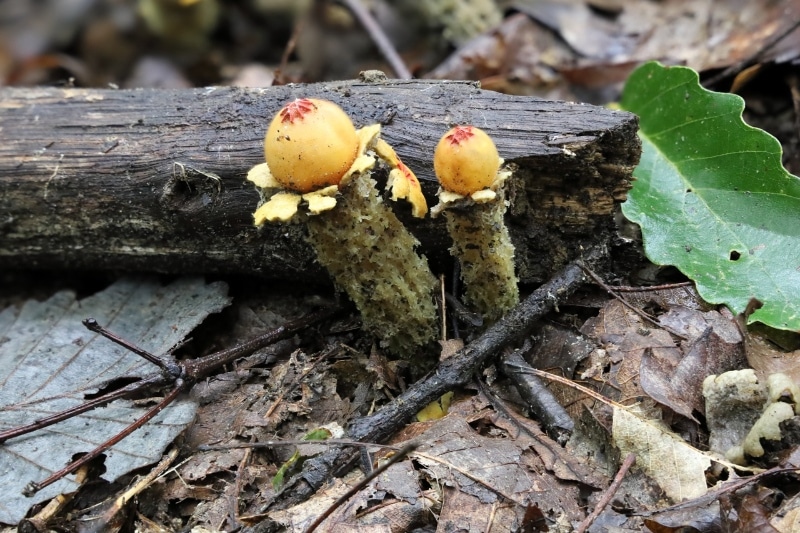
[
  {"xmin": 433, "ymin": 125, "xmax": 500, "ymax": 196},
  {"xmin": 265, "ymin": 98, "xmax": 359, "ymax": 193}
]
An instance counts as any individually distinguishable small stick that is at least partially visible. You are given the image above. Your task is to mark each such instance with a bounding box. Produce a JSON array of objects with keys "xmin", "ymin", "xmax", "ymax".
[
  {"xmin": 304, "ymin": 442, "xmax": 417, "ymax": 533},
  {"xmin": 608, "ymin": 281, "xmax": 693, "ymax": 292},
  {"xmin": 0, "ymin": 373, "xmax": 167, "ymax": 443},
  {"xmin": 575, "ymin": 453, "xmax": 636, "ymax": 533},
  {"xmin": 199, "ymin": 439, "xmax": 405, "ymax": 452},
  {"xmin": 24, "ymin": 382, "xmax": 185, "ymax": 496},
  {"xmin": 440, "ymin": 274, "xmax": 447, "ymax": 340},
  {"xmin": 498, "ymin": 350, "xmax": 574, "ymax": 444},
  {"xmin": 233, "ymin": 446, "xmax": 253, "ymax": 525},
  {"xmin": 83, "ymin": 318, "xmax": 179, "ymax": 375},
  {"xmin": 92, "ymin": 447, "xmax": 180, "ymax": 528},
  {"xmin": 579, "ymin": 262, "xmax": 688, "ymax": 340},
  {"xmin": 340, "ymin": 0, "xmax": 412, "ymax": 79},
  {"xmin": 276, "ymin": 10, "xmax": 306, "ymax": 84}
]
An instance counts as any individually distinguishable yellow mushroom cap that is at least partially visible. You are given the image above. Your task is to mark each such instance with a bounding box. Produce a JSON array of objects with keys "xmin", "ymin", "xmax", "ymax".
[
  {"xmin": 265, "ymin": 98, "xmax": 359, "ymax": 193},
  {"xmin": 433, "ymin": 125, "xmax": 500, "ymax": 196}
]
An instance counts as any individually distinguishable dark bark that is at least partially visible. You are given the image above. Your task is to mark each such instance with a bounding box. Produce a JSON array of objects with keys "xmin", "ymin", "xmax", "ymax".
[{"xmin": 0, "ymin": 79, "xmax": 639, "ymax": 283}]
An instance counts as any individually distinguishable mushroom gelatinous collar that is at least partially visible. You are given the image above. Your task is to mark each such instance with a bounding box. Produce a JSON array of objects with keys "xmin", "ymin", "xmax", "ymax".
[{"xmin": 248, "ymin": 98, "xmax": 427, "ymax": 223}]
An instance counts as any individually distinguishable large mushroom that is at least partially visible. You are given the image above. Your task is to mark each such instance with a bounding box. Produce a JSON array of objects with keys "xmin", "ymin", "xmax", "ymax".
[{"xmin": 247, "ymin": 98, "xmax": 437, "ymax": 357}]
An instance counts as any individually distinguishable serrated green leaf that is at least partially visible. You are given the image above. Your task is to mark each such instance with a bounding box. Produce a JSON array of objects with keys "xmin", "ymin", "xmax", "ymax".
[{"xmin": 620, "ymin": 61, "xmax": 800, "ymax": 331}]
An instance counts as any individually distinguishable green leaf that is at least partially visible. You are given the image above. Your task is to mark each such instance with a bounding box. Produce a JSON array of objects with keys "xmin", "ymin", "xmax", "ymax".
[
  {"xmin": 620, "ymin": 61, "xmax": 800, "ymax": 331},
  {"xmin": 270, "ymin": 428, "xmax": 332, "ymax": 491}
]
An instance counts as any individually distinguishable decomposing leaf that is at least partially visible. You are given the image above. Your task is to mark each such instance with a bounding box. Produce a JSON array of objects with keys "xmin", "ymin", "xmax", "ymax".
[
  {"xmin": 412, "ymin": 414, "xmax": 585, "ymax": 526},
  {"xmin": 580, "ymin": 300, "xmax": 678, "ymax": 402},
  {"xmin": 0, "ymin": 277, "xmax": 230, "ymax": 525},
  {"xmin": 620, "ymin": 61, "xmax": 800, "ymax": 331},
  {"xmin": 640, "ymin": 308, "xmax": 746, "ymax": 421},
  {"xmin": 612, "ymin": 405, "xmax": 712, "ymax": 502}
]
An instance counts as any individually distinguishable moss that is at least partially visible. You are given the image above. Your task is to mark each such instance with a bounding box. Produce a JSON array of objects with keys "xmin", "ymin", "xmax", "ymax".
[
  {"xmin": 306, "ymin": 171, "xmax": 438, "ymax": 357},
  {"xmin": 413, "ymin": 0, "xmax": 502, "ymax": 45}
]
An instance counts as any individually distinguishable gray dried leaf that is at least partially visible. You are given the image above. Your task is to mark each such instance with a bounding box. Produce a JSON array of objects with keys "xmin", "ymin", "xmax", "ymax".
[{"xmin": 0, "ymin": 277, "xmax": 230, "ymax": 525}]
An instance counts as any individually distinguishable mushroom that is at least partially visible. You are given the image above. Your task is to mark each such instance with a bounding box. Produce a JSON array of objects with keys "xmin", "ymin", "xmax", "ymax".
[
  {"xmin": 431, "ymin": 125, "xmax": 519, "ymax": 322},
  {"xmin": 247, "ymin": 98, "xmax": 437, "ymax": 357}
]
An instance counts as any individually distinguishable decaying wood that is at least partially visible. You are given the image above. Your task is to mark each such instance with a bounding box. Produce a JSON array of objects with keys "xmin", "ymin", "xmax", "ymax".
[{"xmin": 0, "ymin": 79, "xmax": 639, "ymax": 283}]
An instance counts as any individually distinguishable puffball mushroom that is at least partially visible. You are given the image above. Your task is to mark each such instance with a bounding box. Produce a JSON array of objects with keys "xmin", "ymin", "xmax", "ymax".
[
  {"xmin": 432, "ymin": 125, "xmax": 519, "ymax": 322},
  {"xmin": 247, "ymin": 98, "xmax": 437, "ymax": 357}
]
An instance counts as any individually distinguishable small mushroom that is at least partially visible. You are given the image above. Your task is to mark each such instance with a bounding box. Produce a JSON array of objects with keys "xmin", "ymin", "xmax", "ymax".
[
  {"xmin": 247, "ymin": 98, "xmax": 437, "ymax": 357},
  {"xmin": 432, "ymin": 125, "xmax": 519, "ymax": 322}
]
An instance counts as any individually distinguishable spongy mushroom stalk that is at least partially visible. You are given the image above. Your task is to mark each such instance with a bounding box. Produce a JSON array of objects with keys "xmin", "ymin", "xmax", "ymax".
[
  {"xmin": 444, "ymin": 195, "xmax": 518, "ymax": 322},
  {"xmin": 251, "ymin": 98, "xmax": 438, "ymax": 357},
  {"xmin": 306, "ymin": 171, "xmax": 438, "ymax": 356}
]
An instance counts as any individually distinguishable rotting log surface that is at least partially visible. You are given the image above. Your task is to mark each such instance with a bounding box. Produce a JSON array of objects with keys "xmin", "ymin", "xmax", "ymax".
[{"xmin": 0, "ymin": 80, "xmax": 639, "ymax": 283}]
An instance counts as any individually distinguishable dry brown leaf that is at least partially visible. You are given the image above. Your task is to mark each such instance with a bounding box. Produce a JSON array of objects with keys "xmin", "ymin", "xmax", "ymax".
[{"xmin": 641, "ymin": 308, "xmax": 746, "ymax": 421}]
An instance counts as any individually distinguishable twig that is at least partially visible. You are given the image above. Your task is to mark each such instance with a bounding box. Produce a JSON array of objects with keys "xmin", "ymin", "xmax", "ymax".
[
  {"xmin": 0, "ymin": 373, "xmax": 168, "ymax": 444},
  {"xmin": 92, "ymin": 448, "xmax": 181, "ymax": 529},
  {"xmin": 233, "ymin": 446, "xmax": 253, "ymax": 526},
  {"xmin": 498, "ymin": 349, "xmax": 574, "ymax": 444},
  {"xmin": 199, "ymin": 439, "xmax": 405, "ymax": 452},
  {"xmin": 277, "ymin": 10, "xmax": 307, "ymax": 84},
  {"xmin": 21, "ymin": 464, "xmax": 92, "ymax": 531},
  {"xmin": 23, "ymin": 384, "xmax": 185, "ymax": 496},
  {"xmin": 608, "ymin": 281, "xmax": 693, "ymax": 292},
  {"xmin": 575, "ymin": 453, "xmax": 636, "ymax": 533},
  {"xmin": 339, "ymin": 0, "xmax": 412, "ymax": 79},
  {"xmin": 579, "ymin": 262, "xmax": 688, "ymax": 340},
  {"xmin": 304, "ymin": 443, "xmax": 418, "ymax": 533}
]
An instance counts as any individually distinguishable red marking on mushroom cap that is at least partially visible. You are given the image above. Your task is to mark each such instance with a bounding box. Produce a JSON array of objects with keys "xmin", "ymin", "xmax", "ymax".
[
  {"xmin": 397, "ymin": 161, "xmax": 418, "ymax": 184},
  {"xmin": 445, "ymin": 125, "xmax": 476, "ymax": 146},
  {"xmin": 279, "ymin": 98, "xmax": 318, "ymax": 124}
]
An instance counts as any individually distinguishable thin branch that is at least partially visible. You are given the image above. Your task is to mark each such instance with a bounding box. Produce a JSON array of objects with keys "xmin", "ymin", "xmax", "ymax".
[
  {"xmin": 608, "ymin": 281, "xmax": 693, "ymax": 292},
  {"xmin": 576, "ymin": 453, "xmax": 636, "ymax": 533},
  {"xmin": 10, "ymin": 306, "xmax": 339, "ymax": 495},
  {"xmin": 0, "ymin": 373, "xmax": 168, "ymax": 443},
  {"xmin": 579, "ymin": 262, "xmax": 688, "ymax": 340},
  {"xmin": 304, "ymin": 443, "xmax": 418, "ymax": 533},
  {"xmin": 83, "ymin": 318, "xmax": 179, "ymax": 375},
  {"xmin": 24, "ymin": 382, "xmax": 186, "ymax": 496},
  {"xmin": 498, "ymin": 350, "xmax": 574, "ymax": 444},
  {"xmin": 339, "ymin": 0, "xmax": 412, "ymax": 79}
]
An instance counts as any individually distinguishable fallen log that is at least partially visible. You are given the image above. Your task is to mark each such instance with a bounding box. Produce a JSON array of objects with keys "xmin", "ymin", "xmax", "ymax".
[{"xmin": 0, "ymin": 78, "xmax": 639, "ymax": 283}]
